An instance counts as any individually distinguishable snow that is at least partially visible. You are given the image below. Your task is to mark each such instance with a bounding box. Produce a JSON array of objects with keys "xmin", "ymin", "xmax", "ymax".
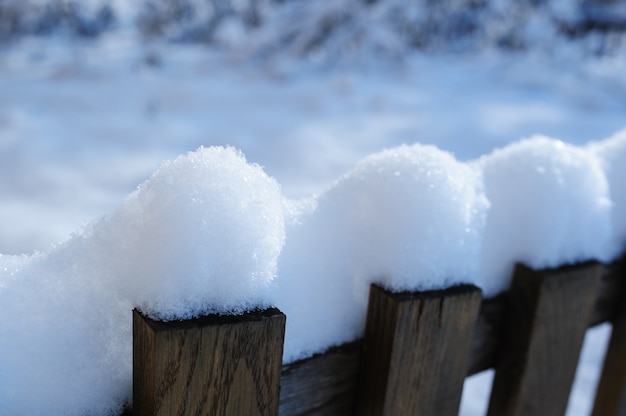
[
  {"xmin": 278, "ymin": 144, "xmax": 488, "ymax": 362},
  {"xmin": 87, "ymin": 146, "xmax": 285, "ymax": 319},
  {"xmin": 0, "ymin": 250, "xmax": 130, "ymax": 416},
  {"xmin": 475, "ymin": 136, "xmax": 613, "ymax": 296},
  {"xmin": 0, "ymin": 18, "xmax": 625, "ymax": 416},
  {"xmin": 589, "ymin": 129, "xmax": 626, "ymax": 257},
  {"xmin": 0, "ymin": 146, "xmax": 285, "ymax": 415}
]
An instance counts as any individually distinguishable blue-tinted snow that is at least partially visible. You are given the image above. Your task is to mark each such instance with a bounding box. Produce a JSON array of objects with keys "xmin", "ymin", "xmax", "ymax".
[{"xmin": 0, "ymin": 26, "xmax": 625, "ymax": 416}]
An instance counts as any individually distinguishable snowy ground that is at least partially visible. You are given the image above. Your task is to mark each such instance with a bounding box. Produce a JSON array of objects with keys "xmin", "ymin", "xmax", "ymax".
[{"xmin": 0, "ymin": 32, "xmax": 625, "ymax": 414}]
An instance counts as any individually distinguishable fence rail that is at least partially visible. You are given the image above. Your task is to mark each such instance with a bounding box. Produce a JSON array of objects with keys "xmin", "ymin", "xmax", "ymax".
[{"xmin": 128, "ymin": 255, "xmax": 626, "ymax": 415}]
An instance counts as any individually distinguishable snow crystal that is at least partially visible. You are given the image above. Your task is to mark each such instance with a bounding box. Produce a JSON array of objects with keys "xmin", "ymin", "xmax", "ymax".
[
  {"xmin": 0, "ymin": 146, "xmax": 285, "ymax": 415},
  {"xmin": 589, "ymin": 128, "xmax": 626, "ymax": 258},
  {"xmin": 87, "ymin": 145, "xmax": 285, "ymax": 320},
  {"xmin": 0, "ymin": 251, "xmax": 131, "ymax": 416},
  {"xmin": 277, "ymin": 144, "xmax": 488, "ymax": 362},
  {"xmin": 476, "ymin": 136, "xmax": 612, "ymax": 297}
]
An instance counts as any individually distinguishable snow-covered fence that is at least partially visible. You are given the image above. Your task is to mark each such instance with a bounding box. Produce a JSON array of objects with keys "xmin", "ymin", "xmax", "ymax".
[
  {"xmin": 130, "ymin": 256, "xmax": 625, "ymax": 415},
  {"xmin": 3, "ymin": 134, "xmax": 626, "ymax": 415},
  {"xmin": 307, "ymin": 258, "xmax": 625, "ymax": 415},
  {"xmin": 122, "ymin": 137, "xmax": 626, "ymax": 415}
]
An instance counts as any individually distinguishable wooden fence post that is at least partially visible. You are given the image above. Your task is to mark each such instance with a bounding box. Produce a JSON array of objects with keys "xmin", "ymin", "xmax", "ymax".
[
  {"xmin": 592, "ymin": 258, "xmax": 626, "ymax": 416},
  {"xmin": 487, "ymin": 262, "xmax": 602, "ymax": 416},
  {"xmin": 356, "ymin": 284, "xmax": 482, "ymax": 415},
  {"xmin": 133, "ymin": 307, "xmax": 286, "ymax": 416}
]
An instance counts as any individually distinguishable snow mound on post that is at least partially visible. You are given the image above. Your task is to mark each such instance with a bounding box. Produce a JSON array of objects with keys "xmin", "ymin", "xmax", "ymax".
[
  {"xmin": 0, "ymin": 250, "xmax": 131, "ymax": 416},
  {"xmin": 94, "ymin": 146, "xmax": 286, "ymax": 319},
  {"xmin": 0, "ymin": 146, "xmax": 285, "ymax": 416},
  {"xmin": 476, "ymin": 136, "xmax": 612, "ymax": 297},
  {"xmin": 589, "ymin": 129, "xmax": 626, "ymax": 258},
  {"xmin": 278, "ymin": 144, "xmax": 488, "ymax": 363},
  {"xmin": 329, "ymin": 144, "xmax": 489, "ymax": 292}
]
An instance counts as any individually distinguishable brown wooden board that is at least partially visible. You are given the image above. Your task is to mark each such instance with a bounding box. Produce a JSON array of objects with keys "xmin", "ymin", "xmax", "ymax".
[
  {"xmin": 590, "ymin": 260, "xmax": 625, "ymax": 327},
  {"xmin": 133, "ymin": 308, "xmax": 285, "ymax": 416},
  {"xmin": 468, "ymin": 293, "xmax": 509, "ymax": 376},
  {"xmin": 271, "ymin": 260, "xmax": 620, "ymax": 416},
  {"xmin": 279, "ymin": 341, "xmax": 361, "ymax": 415},
  {"xmin": 593, "ymin": 257, "xmax": 626, "ymax": 416},
  {"xmin": 487, "ymin": 262, "xmax": 602, "ymax": 416},
  {"xmin": 356, "ymin": 284, "xmax": 482, "ymax": 415},
  {"xmin": 124, "ymin": 258, "xmax": 623, "ymax": 416}
]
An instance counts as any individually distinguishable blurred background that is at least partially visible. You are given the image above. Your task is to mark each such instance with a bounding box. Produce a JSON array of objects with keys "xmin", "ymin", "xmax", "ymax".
[{"xmin": 0, "ymin": 0, "xmax": 624, "ymax": 254}]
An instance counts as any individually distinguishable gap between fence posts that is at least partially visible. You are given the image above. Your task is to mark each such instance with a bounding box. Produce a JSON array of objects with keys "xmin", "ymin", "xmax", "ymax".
[
  {"xmin": 355, "ymin": 283, "xmax": 482, "ymax": 415},
  {"xmin": 487, "ymin": 261, "xmax": 602, "ymax": 416},
  {"xmin": 592, "ymin": 257, "xmax": 626, "ymax": 416},
  {"xmin": 133, "ymin": 308, "xmax": 285, "ymax": 416}
]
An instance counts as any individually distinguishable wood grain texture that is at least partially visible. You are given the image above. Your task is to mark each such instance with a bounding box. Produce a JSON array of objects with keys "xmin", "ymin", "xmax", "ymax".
[
  {"xmin": 279, "ymin": 341, "xmax": 361, "ymax": 415},
  {"xmin": 356, "ymin": 284, "xmax": 482, "ymax": 416},
  {"xmin": 487, "ymin": 262, "xmax": 602, "ymax": 416},
  {"xmin": 273, "ymin": 260, "xmax": 621, "ymax": 416},
  {"xmin": 592, "ymin": 257, "xmax": 626, "ymax": 416},
  {"xmin": 468, "ymin": 293, "xmax": 509, "ymax": 376},
  {"xmin": 133, "ymin": 308, "xmax": 285, "ymax": 416},
  {"xmin": 125, "ymin": 259, "xmax": 623, "ymax": 416},
  {"xmin": 271, "ymin": 260, "xmax": 622, "ymax": 416}
]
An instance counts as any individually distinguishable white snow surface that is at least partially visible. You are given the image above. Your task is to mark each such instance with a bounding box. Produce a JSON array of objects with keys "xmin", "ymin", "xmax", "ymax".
[
  {"xmin": 0, "ymin": 146, "xmax": 285, "ymax": 415},
  {"xmin": 589, "ymin": 128, "xmax": 626, "ymax": 257},
  {"xmin": 88, "ymin": 145, "xmax": 285, "ymax": 320},
  {"xmin": 476, "ymin": 136, "xmax": 613, "ymax": 296},
  {"xmin": 0, "ymin": 250, "xmax": 130, "ymax": 416},
  {"xmin": 278, "ymin": 144, "xmax": 488, "ymax": 362}
]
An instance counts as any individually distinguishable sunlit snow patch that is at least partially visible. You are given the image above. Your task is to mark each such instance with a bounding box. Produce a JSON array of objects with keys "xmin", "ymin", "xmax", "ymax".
[
  {"xmin": 89, "ymin": 145, "xmax": 286, "ymax": 320},
  {"xmin": 476, "ymin": 136, "xmax": 612, "ymax": 297},
  {"xmin": 278, "ymin": 143, "xmax": 488, "ymax": 363},
  {"xmin": 0, "ymin": 146, "xmax": 285, "ymax": 416},
  {"xmin": 589, "ymin": 128, "xmax": 626, "ymax": 258}
]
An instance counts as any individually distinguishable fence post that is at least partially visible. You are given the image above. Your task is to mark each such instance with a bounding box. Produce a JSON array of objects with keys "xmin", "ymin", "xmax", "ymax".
[
  {"xmin": 487, "ymin": 262, "xmax": 602, "ymax": 416},
  {"xmin": 133, "ymin": 308, "xmax": 286, "ymax": 416},
  {"xmin": 356, "ymin": 284, "xmax": 482, "ymax": 415},
  {"xmin": 592, "ymin": 258, "xmax": 626, "ymax": 416}
]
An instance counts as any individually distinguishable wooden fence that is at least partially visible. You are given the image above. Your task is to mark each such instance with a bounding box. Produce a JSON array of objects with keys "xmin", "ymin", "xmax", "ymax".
[{"xmin": 126, "ymin": 256, "xmax": 626, "ymax": 415}]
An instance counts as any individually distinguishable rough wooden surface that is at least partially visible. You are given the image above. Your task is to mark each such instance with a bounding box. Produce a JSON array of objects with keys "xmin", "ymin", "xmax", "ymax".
[
  {"xmin": 124, "ymin": 259, "xmax": 624, "ymax": 415},
  {"xmin": 133, "ymin": 308, "xmax": 285, "ymax": 416},
  {"xmin": 593, "ymin": 258, "xmax": 626, "ymax": 416},
  {"xmin": 467, "ymin": 293, "xmax": 509, "ymax": 376},
  {"xmin": 356, "ymin": 284, "xmax": 482, "ymax": 415},
  {"xmin": 279, "ymin": 342, "xmax": 360, "ymax": 415},
  {"xmin": 590, "ymin": 259, "xmax": 625, "ymax": 326},
  {"xmin": 487, "ymin": 262, "xmax": 602, "ymax": 416},
  {"xmin": 273, "ymin": 260, "xmax": 622, "ymax": 415}
]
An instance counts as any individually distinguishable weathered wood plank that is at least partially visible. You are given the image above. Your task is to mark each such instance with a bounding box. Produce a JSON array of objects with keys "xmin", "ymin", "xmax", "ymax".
[
  {"xmin": 271, "ymin": 259, "xmax": 622, "ymax": 416},
  {"xmin": 125, "ymin": 258, "xmax": 623, "ymax": 416},
  {"xmin": 356, "ymin": 284, "xmax": 482, "ymax": 415},
  {"xmin": 133, "ymin": 308, "xmax": 285, "ymax": 416},
  {"xmin": 279, "ymin": 341, "xmax": 361, "ymax": 415},
  {"xmin": 590, "ymin": 259, "xmax": 625, "ymax": 327},
  {"xmin": 592, "ymin": 257, "xmax": 626, "ymax": 416},
  {"xmin": 468, "ymin": 293, "xmax": 508, "ymax": 376},
  {"xmin": 487, "ymin": 262, "xmax": 602, "ymax": 416},
  {"xmin": 469, "ymin": 260, "xmax": 623, "ymax": 377}
]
